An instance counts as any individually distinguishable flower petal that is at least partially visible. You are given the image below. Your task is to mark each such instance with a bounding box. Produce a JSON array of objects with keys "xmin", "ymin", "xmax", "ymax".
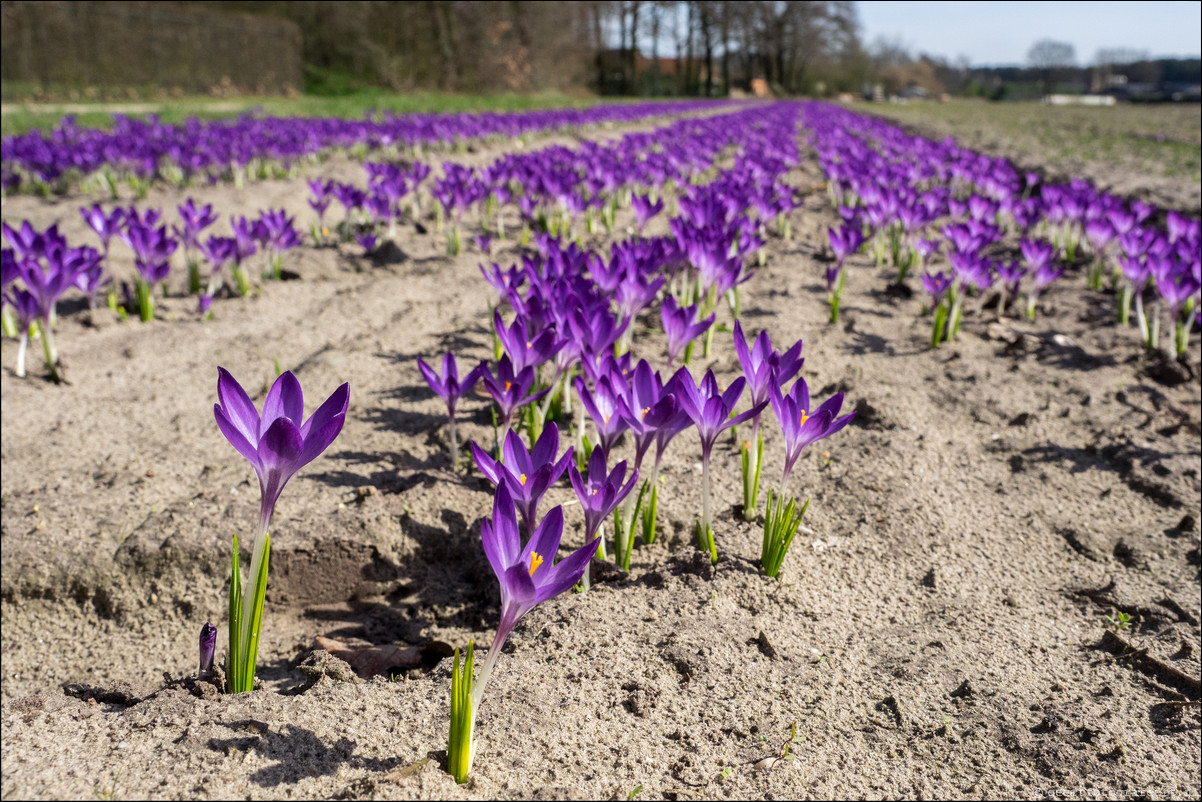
[
  {"xmin": 487, "ymin": 485, "xmax": 523, "ymax": 569},
  {"xmin": 524, "ymin": 505, "xmax": 564, "ymax": 568},
  {"xmin": 416, "ymin": 358, "xmax": 447, "ymax": 403},
  {"xmin": 259, "ymin": 417, "xmax": 305, "ymax": 467},
  {"xmin": 214, "ymin": 403, "xmax": 260, "ymax": 470},
  {"xmin": 531, "ymin": 422, "xmax": 560, "ymax": 468},
  {"xmin": 298, "ymin": 410, "xmax": 346, "ymax": 468},
  {"xmin": 262, "ymin": 371, "xmax": 304, "ymax": 434},
  {"xmin": 535, "ymin": 536, "xmax": 600, "ymax": 603},
  {"xmin": 300, "ymin": 383, "xmax": 349, "ymax": 440},
  {"xmin": 732, "ymin": 321, "xmax": 752, "ymax": 373},
  {"xmin": 502, "ymin": 429, "xmax": 532, "ymax": 477},
  {"xmin": 216, "ymin": 367, "xmax": 260, "ymax": 445}
]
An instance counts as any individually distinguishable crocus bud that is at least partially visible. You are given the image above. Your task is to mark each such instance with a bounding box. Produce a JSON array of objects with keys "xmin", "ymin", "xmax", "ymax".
[{"xmin": 199, "ymin": 621, "xmax": 217, "ymax": 680}]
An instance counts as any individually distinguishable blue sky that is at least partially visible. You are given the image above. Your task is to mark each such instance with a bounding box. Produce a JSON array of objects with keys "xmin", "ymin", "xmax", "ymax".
[{"xmin": 858, "ymin": 1, "xmax": 1202, "ymax": 66}]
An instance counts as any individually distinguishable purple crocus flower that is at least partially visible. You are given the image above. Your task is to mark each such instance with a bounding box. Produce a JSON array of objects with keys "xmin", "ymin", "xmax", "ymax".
[
  {"xmin": 1119, "ymin": 255, "xmax": 1149, "ymax": 287},
  {"xmin": 1030, "ymin": 261, "xmax": 1064, "ymax": 292},
  {"xmin": 912, "ymin": 237, "xmax": 941, "ymax": 267},
  {"xmin": 10, "ymin": 235, "xmax": 98, "ymax": 380},
  {"xmin": 472, "ymin": 425, "xmax": 573, "ymax": 534},
  {"xmin": 176, "ymin": 199, "xmax": 218, "ymax": 251},
  {"xmin": 230, "ymin": 215, "xmax": 259, "ymax": 264},
  {"xmin": 575, "ymin": 374, "xmax": 633, "ymax": 458},
  {"xmin": 673, "ymin": 369, "xmax": 762, "ymax": 464},
  {"xmin": 614, "ymin": 271, "xmax": 666, "ymax": 324},
  {"xmin": 124, "ymin": 206, "xmax": 162, "ymax": 230},
  {"xmin": 1158, "ymin": 271, "xmax": 1200, "ymax": 320},
  {"xmin": 732, "ymin": 321, "xmax": 804, "ymax": 412},
  {"xmin": 356, "ymin": 232, "xmax": 378, "ymax": 254},
  {"xmin": 201, "ymin": 235, "xmax": 236, "ymax": 271},
  {"xmin": 479, "ymin": 356, "xmax": 549, "ymax": 435},
  {"xmin": 661, "ymin": 294, "xmax": 714, "ymax": 367},
  {"xmin": 475, "ymin": 484, "xmax": 598, "ymax": 687},
  {"xmin": 123, "ymin": 222, "xmax": 176, "ymax": 319},
  {"xmin": 631, "ymin": 194, "xmax": 664, "ymax": 232},
  {"xmin": 308, "ymin": 178, "xmax": 333, "ymax": 217},
  {"xmin": 73, "ymin": 261, "xmax": 110, "ymax": 308},
  {"xmin": 258, "ymin": 208, "xmax": 302, "ymax": 256},
  {"xmin": 1023, "ymin": 253, "xmax": 1066, "ymax": 318},
  {"xmin": 671, "ymin": 367, "xmax": 765, "ymax": 562},
  {"xmin": 417, "ymin": 352, "xmax": 486, "ymax": 464},
  {"xmin": 494, "ymin": 310, "xmax": 562, "ymax": 374},
  {"xmin": 828, "ymin": 225, "xmax": 864, "ymax": 267},
  {"xmin": 824, "ymin": 264, "xmax": 842, "ymax": 293},
  {"xmin": 617, "ymin": 359, "xmax": 680, "ymax": 470},
  {"xmin": 213, "ymin": 367, "xmax": 349, "ymax": 533},
  {"xmin": 568, "ymin": 446, "xmax": 638, "ymax": 544},
  {"xmin": 769, "ymin": 377, "xmax": 855, "ymax": 488},
  {"xmin": 480, "ymin": 261, "xmax": 525, "ymax": 305},
  {"xmin": 921, "ymin": 271, "xmax": 953, "ymax": 304},
  {"xmin": 1020, "ymin": 239, "xmax": 1055, "ymax": 273},
  {"xmin": 199, "ymin": 621, "xmax": 217, "ymax": 681},
  {"xmin": 80, "ymin": 205, "xmax": 124, "ymax": 254},
  {"xmin": 4, "ymin": 285, "xmax": 40, "ymax": 378},
  {"xmin": 492, "ymin": 310, "xmax": 562, "ymax": 377},
  {"xmin": 568, "ymin": 303, "xmax": 630, "ymax": 374},
  {"xmin": 2, "ymin": 221, "xmax": 41, "ymax": 261}
]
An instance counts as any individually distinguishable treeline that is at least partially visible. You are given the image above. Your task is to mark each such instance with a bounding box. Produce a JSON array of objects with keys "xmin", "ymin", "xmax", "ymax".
[
  {"xmin": 7, "ymin": 1, "xmax": 1194, "ymax": 102},
  {"xmin": 181, "ymin": 0, "xmax": 872, "ymax": 97},
  {"xmin": 182, "ymin": 1, "xmax": 596, "ymax": 93}
]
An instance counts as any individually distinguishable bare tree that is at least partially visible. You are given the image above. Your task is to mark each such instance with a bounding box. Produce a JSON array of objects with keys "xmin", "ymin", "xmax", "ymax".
[
  {"xmin": 696, "ymin": 1, "xmax": 715, "ymax": 96},
  {"xmin": 1027, "ymin": 38, "xmax": 1075, "ymax": 96}
]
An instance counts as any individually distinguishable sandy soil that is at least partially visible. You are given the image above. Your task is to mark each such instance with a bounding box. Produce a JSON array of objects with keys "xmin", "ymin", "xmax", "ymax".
[{"xmin": 2, "ymin": 108, "xmax": 1200, "ymax": 800}]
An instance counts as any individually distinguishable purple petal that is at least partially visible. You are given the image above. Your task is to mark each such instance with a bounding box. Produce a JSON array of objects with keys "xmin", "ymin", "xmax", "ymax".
[
  {"xmin": 732, "ymin": 321, "xmax": 752, "ymax": 372},
  {"xmin": 416, "ymin": 358, "xmax": 448, "ymax": 402},
  {"xmin": 524, "ymin": 505, "xmax": 565, "ymax": 570},
  {"xmin": 262, "ymin": 371, "xmax": 304, "ymax": 433},
  {"xmin": 471, "ymin": 441, "xmax": 503, "ymax": 486},
  {"xmin": 299, "ymin": 383, "xmax": 349, "ymax": 443},
  {"xmin": 259, "ymin": 417, "xmax": 305, "ymax": 466},
  {"xmin": 216, "ymin": 367, "xmax": 260, "ymax": 445},
  {"xmin": 298, "ymin": 410, "xmax": 346, "ymax": 467},
  {"xmin": 536, "ymin": 537, "xmax": 601, "ymax": 602},
  {"xmin": 502, "ymin": 429, "xmax": 533, "ymax": 477},
  {"xmin": 488, "ymin": 485, "xmax": 523, "ymax": 569},
  {"xmin": 531, "ymin": 422, "xmax": 560, "ymax": 468},
  {"xmin": 214, "ymin": 404, "xmax": 260, "ymax": 469}
]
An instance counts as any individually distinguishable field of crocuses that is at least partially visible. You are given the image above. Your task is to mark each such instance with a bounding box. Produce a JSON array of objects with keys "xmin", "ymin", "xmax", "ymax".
[{"xmin": 2, "ymin": 99, "xmax": 1199, "ymax": 800}]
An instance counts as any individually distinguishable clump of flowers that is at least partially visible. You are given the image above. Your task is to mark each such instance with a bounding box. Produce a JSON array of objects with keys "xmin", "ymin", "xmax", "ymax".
[
  {"xmin": 447, "ymin": 485, "xmax": 598, "ymax": 783},
  {"xmin": 762, "ymin": 377, "xmax": 854, "ymax": 577},
  {"xmin": 673, "ymin": 368, "xmax": 764, "ymax": 564},
  {"xmin": 213, "ymin": 368, "xmax": 348, "ymax": 693}
]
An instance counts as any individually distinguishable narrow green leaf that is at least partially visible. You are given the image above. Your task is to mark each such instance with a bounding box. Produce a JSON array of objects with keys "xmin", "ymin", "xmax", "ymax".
[
  {"xmin": 243, "ymin": 532, "xmax": 270, "ymax": 693},
  {"xmin": 227, "ymin": 535, "xmax": 242, "ymax": 693}
]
